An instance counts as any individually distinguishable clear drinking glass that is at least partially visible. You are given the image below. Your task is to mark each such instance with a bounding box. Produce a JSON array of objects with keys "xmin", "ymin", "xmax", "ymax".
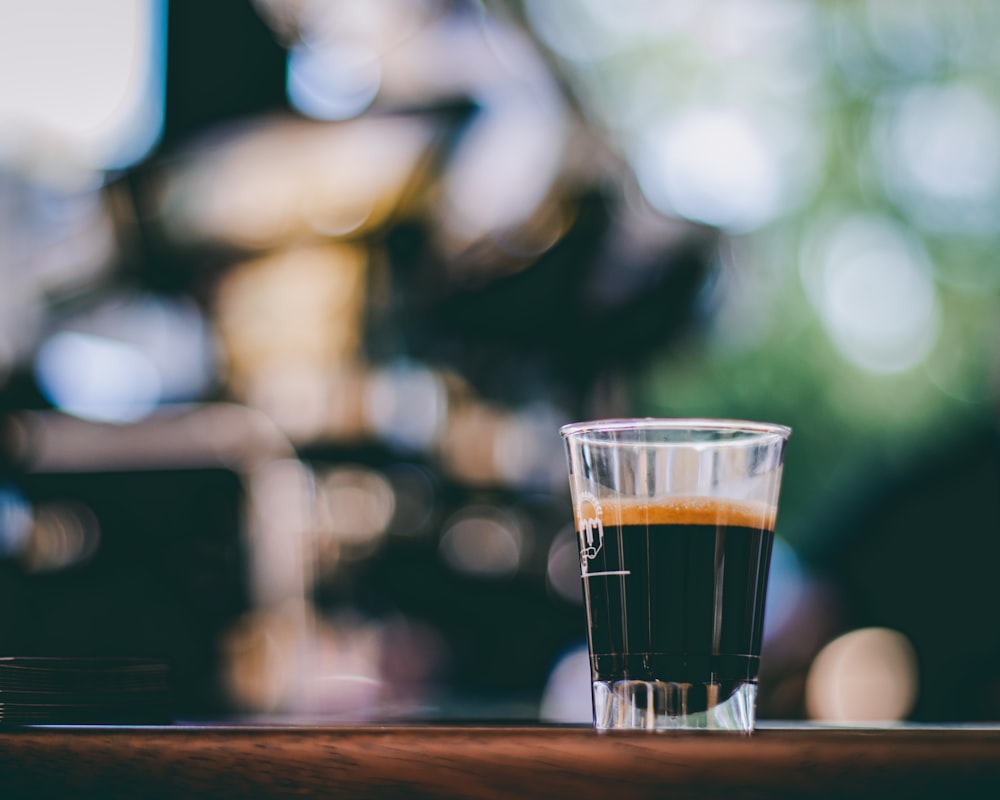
[{"xmin": 560, "ymin": 418, "xmax": 791, "ymax": 732}]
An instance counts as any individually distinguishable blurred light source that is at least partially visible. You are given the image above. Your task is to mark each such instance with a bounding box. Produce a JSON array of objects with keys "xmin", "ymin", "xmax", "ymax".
[
  {"xmin": 439, "ymin": 405, "xmax": 506, "ymax": 486},
  {"xmin": 20, "ymin": 500, "xmax": 101, "ymax": 573},
  {"xmin": 438, "ymin": 403, "xmax": 567, "ymax": 489},
  {"xmin": 635, "ymin": 107, "xmax": 784, "ymax": 232},
  {"xmin": 247, "ymin": 459, "xmax": 314, "ymax": 608},
  {"xmin": 317, "ymin": 465, "xmax": 395, "ymax": 560},
  {"xmin": 492, "ymin": 405, "xmax": 565, "ymax": 490},
  {"xmin": 36, "ymin": 332, "xmax": 162, "ymax": 424},
  {"xmin": 528, "ymin": 0, "xmax": 816, "ymax": 66},
  {"xmin": 0, "ymin": 171, "xmax": 115, "ymax": 391},
  {"xmin": 337, "ymin": 1, "xmax": 570, "ymax": 250},
  {"xmin": 805, "ymin": 627, "xmax": 919, "ymax": 724},
  {"xmin": 875, "ymin": 82, "xmax": 1000, "ymax": 233},
  {"xmin": 524, "ymin": 0, "xmax": 640, "ymax": 61},
  {"xmin": 364, "ymin": 362, "xmax": 447, "ymax": 452},
  {"xmin": 539, "ymin": 643, "xmax": 591, "ymax": 723},
  {"xmin": 439, "ymin": 505, "xmax": 526, "ymax": 578},
  {"xmin": 249, "ymin": 365, "xmax": 333, "ymax": 445},
  {"xmin": 161, "ymin": 117, "xmax": 433, "ymax": 248},
  {"xmin": 0, "ymin": 484, "xmax": 32, "ymax": 558},
  {"xmin": 0, "ymin": 335, "xmax": 14, "ymax": 388},
  {"xmin": 221, "ymin": 604, "xmax": 383, "ymax": 716},
  {"xmin": 0, "ymin": 0, "xmax": 164, "ymax": 170},
  {"xmin": 264, "ymin": 0, "xmax": 445, "ymax": 131},
  {"xmin": 288, "ymin": 41, "xmax": 381, "ymax": 121},
  {"xmin": 801, "ymin": 214, "xmax": 939, "ymax": 374},
  {"xmin": 527, "ymin": 0, "xmax": 823, "ymax": 236},
  {"xmin": 34, "ymin": 294, "xmax": 214, "ymax": 424},
  {"xmin": 439, "ymin": 93, "xmax": 565, "ymax": 247},
  {"xmin": 216, "ymin": 245, "xmax": 367, "ymax": 403},
  {"xmin": 221, "ymin": 606, "xmax": 296, "ymax": 713},
  {"xmin": 4, "ymin": 173, "xmax": 116, "ymax": 294},
  {"xmin": 222, "ymin": 597, "xmax": 445, "ymax": 716}
]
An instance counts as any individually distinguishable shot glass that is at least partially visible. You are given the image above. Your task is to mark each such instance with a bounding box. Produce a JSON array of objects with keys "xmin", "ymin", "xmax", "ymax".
[{"xmin": 560, "ymin": 418, "xmax": 791, "ymax": 732}]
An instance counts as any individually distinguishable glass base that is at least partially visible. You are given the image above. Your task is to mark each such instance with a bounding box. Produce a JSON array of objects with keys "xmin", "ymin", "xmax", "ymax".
[{"xmin": 592, "ymin": 679, "xmax": 757, "ymax": 732}]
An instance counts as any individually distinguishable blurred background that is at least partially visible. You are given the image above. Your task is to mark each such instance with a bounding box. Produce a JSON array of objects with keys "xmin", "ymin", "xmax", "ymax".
[{"xmin": 1, "ymin": 0, "xmax": 999, "ymax": 725}]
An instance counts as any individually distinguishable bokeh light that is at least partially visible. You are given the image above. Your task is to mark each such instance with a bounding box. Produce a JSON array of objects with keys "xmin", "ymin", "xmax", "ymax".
[
  {"xmin": 636, "ymin": 107, "xmax": 784, "ymax": 232},
  {"xmin": 36, "ymin": 332, "xmax": 162, "ymax": 424},
  {"xmin": 539, "ymin": 644, "xmax": 591, "ymax": 724},
  {"xmin": 0, "ymin": 484, "xmax": 33, "ymax": 558},
  {"xmin": 34, "ymin": 294, "xmax": 214, "ymax": 424},
  {"xmin": 439, "ymin": 505, "xmax": 527, "ymax": 578},
  {"xmin": 364, "ymin": 362, "xmax": 448, "ymax": 453},
  {"xmin": 874, "ymin": 81, "xmax": 1000, "ymax": 233},
  {"xmin": 160, "ymin": 116, "xmax": 433, "ymax": 248},
  {"xmin": 805, "ymin": 627, "xmax": 919, "ymax": 724},
  {"xmin": 0, "ymin": 0, "xmax": 164, "ymax": 170},
  {"xmin": 316, "ymin": 465, "xmax": 396, "ymax": 564},
  {"xmin": 19, "ymin": 500, "xmax": 101, "ymax": 573},
  {"xmin": 800, "ymin": 214, "xmax": 939, "ymax": 375},
  {"xmin": 288, "ymin": 41, "xmax": 381, "ymax": 121}
]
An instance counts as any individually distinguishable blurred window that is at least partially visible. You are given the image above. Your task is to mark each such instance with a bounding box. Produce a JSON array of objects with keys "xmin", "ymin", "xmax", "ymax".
[{"xmin": 0, "ymin": 0, "xmax": 165, "ymax": 169}]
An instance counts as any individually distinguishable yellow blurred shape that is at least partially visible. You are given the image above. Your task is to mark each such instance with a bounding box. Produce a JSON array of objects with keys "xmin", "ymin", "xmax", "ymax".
[
  {"xmin": 439, "ymin": 505, "xmax": 526, "ymax": 578},
  {"xmin": 316, "ymin": 465, "xmax": 395, "ymax": 568},
  {"xmin": 161, "ymin": 116, "xmax": 435, "ymax": 248},
  {"xmin": 222, "ymin": 604, "xmax": 383, "ymax": 715},
  {"xmin": 438, "ymin": 405, "xmax": 507, "ymax": 486},
  {"xmin": 215, "ymin": 244, "xmax": 366, "ymax": 399},
  {"xmin": 20, "ymin": 501, "xmax": 101, "ymax": 573}
]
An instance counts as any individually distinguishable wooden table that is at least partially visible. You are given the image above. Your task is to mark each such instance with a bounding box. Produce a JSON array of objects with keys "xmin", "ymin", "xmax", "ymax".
[{"xmin": 1, "ymin": 723, "xmax": 999, "ymax": 799}]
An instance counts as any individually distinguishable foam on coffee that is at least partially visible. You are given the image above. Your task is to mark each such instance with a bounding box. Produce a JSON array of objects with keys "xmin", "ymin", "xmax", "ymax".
[{"xmin": 575, "ymin": 495, "xmax": 776, "ymax": 531}]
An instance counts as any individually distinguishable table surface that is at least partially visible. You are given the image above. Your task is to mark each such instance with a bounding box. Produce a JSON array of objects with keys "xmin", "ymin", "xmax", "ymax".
[{"xmin": 2, "ymin": 723, "xmax": 1000, "ymax": 799}]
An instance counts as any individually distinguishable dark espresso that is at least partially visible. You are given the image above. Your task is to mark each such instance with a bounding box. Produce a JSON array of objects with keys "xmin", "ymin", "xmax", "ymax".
[{"xmin": 579, "ymin": 498, "xmax": 775, "ymax": 690}]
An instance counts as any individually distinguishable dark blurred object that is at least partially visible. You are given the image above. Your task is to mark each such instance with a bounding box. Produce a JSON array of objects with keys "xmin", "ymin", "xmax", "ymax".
[
  {"xmin": 0, "ymin": 656, "xmax": 171, "ymax": 727},
  {"xmin": 386, "ymin": 192, "xmax": 717, "ymax": 409},
  {"xmin": 163, "ymin": 0, "xmax": 288, "ymax": 148},
  {"xmin": 806, "ymin": 424, "xmax": 1000, "ymax": 722},
  {"xmin": 0, "ymin": 409, "xmax": 259, "ymax": 719},
  {"xmin": 0, "ymin": 467, "xmax": 247, "ymax": 717}
]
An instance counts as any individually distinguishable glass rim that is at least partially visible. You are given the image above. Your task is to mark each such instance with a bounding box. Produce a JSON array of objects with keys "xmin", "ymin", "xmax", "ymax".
[{"xmin": 559, "ymin": 417, "xmax": 792, "ymax": 441}]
